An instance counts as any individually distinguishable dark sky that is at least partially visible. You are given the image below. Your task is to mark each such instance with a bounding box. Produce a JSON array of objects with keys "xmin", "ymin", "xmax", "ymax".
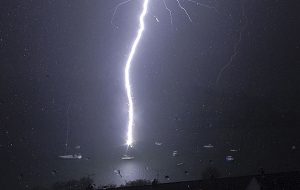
[{"xmin": 0, "ymin": 0, "xmax": 299, "ymax": 189}]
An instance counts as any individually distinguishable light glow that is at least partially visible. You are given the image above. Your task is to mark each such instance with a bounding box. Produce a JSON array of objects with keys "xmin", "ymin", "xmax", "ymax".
[{"xmin": 125, "ymin": 0, "xmax": 149, "ymax": 147}]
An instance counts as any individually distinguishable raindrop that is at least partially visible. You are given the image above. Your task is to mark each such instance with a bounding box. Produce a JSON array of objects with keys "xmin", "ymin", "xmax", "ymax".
[
  {"xmin": 226, "ymin": 155, "xmax": 234, "ymax": 161},
  {"xmin": 74, "ymin": 145, "xmax": 81, "ymax": 149},
  {"xmin": 51, "ymin": 170, "xmax": 57, "ymax": 176},
  {"xmin": 121, "ymin": 155, "xmax": 134, "ymax": 160},
  {"xmin": 203, "ymin": 144, "xmax": 214, "ymax": 148},
  {"xmin": 18, "ymin": 173, "xmax": 24, "ymax": 180},
  {"xmin": 58, "ymin": 153, "xmax": 82, "ymax": 159},
  {"xmin": 172, "ymin": 151, "xmax": 178, "ymax": 157},
  {"xmin": 114, "ymin": 170, "xmax": 122, "ymax": 178}
]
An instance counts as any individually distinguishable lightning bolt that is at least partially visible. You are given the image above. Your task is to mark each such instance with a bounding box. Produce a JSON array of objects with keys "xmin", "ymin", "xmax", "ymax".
[
  {"xmin": 216, "ymin": 1, "xmax": 247, "ymax": 85},
  {"xmin": 111, "ymin": 0, "xmax": 132, "ymax": 29},
  {"xmin": 163, "ymin": 0, "xmax": 173, "ymax": 25},
  {"xmin": 176, "ymin": 0, "xmax": 192, "ymax": 22},
  {"xmin": 186, "ymin": 0, "xmax": 219, "ymax": 14},
  {"xmin": 111, "ymin": 0, "xmax": 217, "ymax": 148},
  {"xmin": 125, "ymin": 0, "xmax": 149, "ymax": 147}
]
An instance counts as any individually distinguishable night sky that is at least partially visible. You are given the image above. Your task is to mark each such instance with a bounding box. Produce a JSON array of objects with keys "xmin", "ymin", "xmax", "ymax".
[{"xmin": 1, "ymin": 0, "xmax": 299, "ymax": 189}]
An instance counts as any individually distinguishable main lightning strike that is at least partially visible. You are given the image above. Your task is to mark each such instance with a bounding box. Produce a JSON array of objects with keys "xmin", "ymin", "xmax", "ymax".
[
  {"xmin": 125, "ymin": 0, "xmax": 149, "ymax": 147},
  {"xmin": 111, "ymin": 0, "xmax": 219, "ymax": 148}
]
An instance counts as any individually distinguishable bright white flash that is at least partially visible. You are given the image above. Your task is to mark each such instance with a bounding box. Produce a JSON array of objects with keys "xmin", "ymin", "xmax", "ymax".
[{"xmin": 125, "ymin": 0, "xmax": 149, "ymax": 147}]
